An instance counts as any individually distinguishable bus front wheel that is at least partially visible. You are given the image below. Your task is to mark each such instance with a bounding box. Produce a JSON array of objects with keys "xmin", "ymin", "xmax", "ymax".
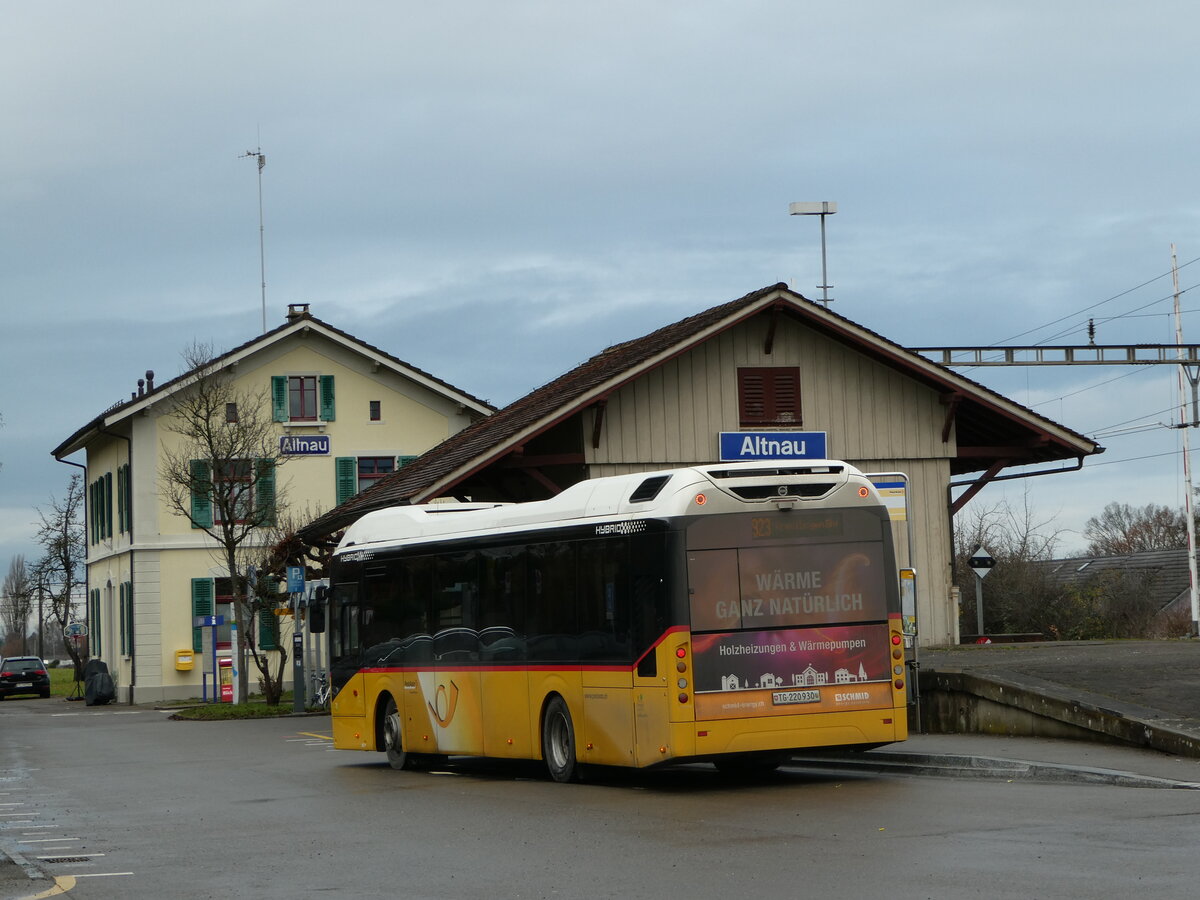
[
  {"xmin": 382, "ymin": 696, "xmax": 413, "ymax": 771},
  {"xmin": 541, "ymin": 696, "xmax": 579, "ymax": 783}
]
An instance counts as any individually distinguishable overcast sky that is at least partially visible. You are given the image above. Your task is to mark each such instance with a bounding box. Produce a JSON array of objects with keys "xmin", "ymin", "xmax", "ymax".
[{"xmin": 3, "ymin": 1, "xmax": 1199, "ymax": 574}]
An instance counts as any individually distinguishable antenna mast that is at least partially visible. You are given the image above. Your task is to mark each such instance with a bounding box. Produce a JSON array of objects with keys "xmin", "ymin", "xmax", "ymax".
[{"xmin": 239, "ymin": 147, "xmax": 267, "ymax": 332}]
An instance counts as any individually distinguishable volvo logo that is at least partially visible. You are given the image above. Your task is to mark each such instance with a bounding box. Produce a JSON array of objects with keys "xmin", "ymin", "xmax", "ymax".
[{"xmin": 776, "ymin": 485, "xmax": 789, "ymax": 497}]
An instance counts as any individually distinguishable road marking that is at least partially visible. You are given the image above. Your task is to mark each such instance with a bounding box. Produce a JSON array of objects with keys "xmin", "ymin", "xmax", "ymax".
[
  {"xmin": 18, "ymin": 839, "xmax": 78, "ymax": 844},
  {"xmin": 74, "ymin": 872, "xmax": 133, "ymax": 878},
  {"xmin": 296, "ymin": 731, "xmax": 332, "ymax": 740},
  {"xmin": 22, "ymin": 875, "xmax": 75, "ymax": 898}
]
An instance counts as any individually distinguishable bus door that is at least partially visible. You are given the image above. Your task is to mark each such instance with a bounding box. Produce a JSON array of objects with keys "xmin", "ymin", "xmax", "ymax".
[
  {"xmin": 632, "ymin": 647, "xmax": 672, "ymax": 766},
  {"xmin": 629, "ymin": 548, "xmax": 674, "ymax": 767}
]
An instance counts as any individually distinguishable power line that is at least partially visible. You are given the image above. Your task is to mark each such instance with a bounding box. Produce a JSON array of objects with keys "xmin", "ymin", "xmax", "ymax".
[
  {"xmin": 1030, "ymin": 367, "xmax": 1150, "ymax": 407},
  {"xmin": 994, "ymin": 255, "xmax": 1200, "ymax": 346},
  {"xmin": 1084, "ymin": 446, "xmax": 1195, "ymax": 468}
]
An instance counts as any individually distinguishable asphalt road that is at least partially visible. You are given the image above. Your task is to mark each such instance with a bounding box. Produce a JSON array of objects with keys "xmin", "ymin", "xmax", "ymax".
[{"xmin": 3, "ymin": 697, "xmax": 1200, "ymax": 900}]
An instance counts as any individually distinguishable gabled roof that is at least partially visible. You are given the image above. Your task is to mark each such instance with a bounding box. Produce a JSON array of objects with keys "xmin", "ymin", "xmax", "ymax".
[
  {"xmin": 299, "ymin": 284, "xmax": 1102, "ymax": 541},
  {"xmin": 1037, "ymin": 549, "xmax": 1191, "ymax": 613},
  {"xmin": 52, "ymin": 309, "xmax": 495, "ymax": 459}
]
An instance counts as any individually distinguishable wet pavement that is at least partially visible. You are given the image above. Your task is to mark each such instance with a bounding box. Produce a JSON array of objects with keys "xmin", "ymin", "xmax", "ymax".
[{"xmin": 4, "ymin": 640, "xmax": 1200, "ymax": 895}]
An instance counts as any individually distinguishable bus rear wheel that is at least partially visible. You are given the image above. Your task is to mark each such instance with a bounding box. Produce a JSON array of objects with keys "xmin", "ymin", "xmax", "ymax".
[
  {"xmin": 542, "ymin": 696, "xmax": 579, "ymax": 783},
  {"xmin": 382, "ymin": 696, "xmax": 413, "ymax": 771}
]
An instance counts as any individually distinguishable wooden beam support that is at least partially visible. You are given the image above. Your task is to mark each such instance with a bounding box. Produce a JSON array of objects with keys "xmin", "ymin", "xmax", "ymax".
[
  {"xmin": 763, "ymin": 304, "xmax": 780, "ymax": 355},
  {"xmin": 591, "ymin": 399, "xmax": 608, "ymax": 450},
  {"xmin": 500, "ymin": 452, "xmax": 587, "ymax": 469},
  {"xmin": 956, "ymin": 445, "xmax": 1041, "ymax": 459},
  {"xmin": 525, "ymin": 467, "xmax": 562, "ymax": 496},
  {"xmin": 940, "ymin": 393, "xmax": 962, "ymax": 443},
  {"xmin": 950, "ymin": 459, "xmax": 1009, "ymax": 516}
]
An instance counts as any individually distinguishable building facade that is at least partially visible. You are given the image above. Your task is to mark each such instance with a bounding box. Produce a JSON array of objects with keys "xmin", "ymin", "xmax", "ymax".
[
  {"xmin": 302, "ymin": 285, "xmax": 1102, "ymax": 648},
  {"xmin": 55, "ymin": 305, "xmax": 492, "ymax": 703}
]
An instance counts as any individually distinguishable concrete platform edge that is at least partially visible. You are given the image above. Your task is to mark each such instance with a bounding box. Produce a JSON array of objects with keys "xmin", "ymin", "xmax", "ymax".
[{"xmin": 920, "ymin": 667, "xmax": 1200, "ymax": 758}]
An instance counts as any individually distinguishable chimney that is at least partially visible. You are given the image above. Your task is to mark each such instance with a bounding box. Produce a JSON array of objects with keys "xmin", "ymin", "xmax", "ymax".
[
  {"xmin": 137, "ymin": 378, "xmax": 145, "ymax": 397},
  {"xmin": 145, "ymin": 370, "xmax": 155, "ymax": 392},
  {"xmin": 287, "ymin": 303, "xmax": 310, "ymax": 323}
]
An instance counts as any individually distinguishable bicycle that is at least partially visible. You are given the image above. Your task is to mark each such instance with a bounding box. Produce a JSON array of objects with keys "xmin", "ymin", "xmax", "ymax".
[{"xmin": 311, "ymin": 669, "xmax": 330, "ymax": 710}]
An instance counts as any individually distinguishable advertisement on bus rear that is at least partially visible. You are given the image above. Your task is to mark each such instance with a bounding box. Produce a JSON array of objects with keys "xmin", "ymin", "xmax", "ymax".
[
  {"xmin": 690, "ymin": 623, "xmax": 892, "ymax": 720},
  {"xmin": 689, "ymin": 542, "xmax": 888, "ymax": 632}
]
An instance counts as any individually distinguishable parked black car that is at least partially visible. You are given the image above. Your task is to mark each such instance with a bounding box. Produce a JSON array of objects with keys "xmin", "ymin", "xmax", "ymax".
[{"xmin": 0, "ymin": 656, "xmax": 52, "ymax": 699}]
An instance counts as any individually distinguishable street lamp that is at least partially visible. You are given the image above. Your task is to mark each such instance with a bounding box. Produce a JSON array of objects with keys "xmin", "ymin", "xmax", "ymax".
[{"xmin": 788, "ymin": 201, "xmax": 837, "ymax": 307}]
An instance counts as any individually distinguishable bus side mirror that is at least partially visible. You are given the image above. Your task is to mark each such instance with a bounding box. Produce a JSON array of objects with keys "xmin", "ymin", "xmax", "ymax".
[{"xmin": 309, "ymin": 585, "xmax": 328, "ymax": 633}]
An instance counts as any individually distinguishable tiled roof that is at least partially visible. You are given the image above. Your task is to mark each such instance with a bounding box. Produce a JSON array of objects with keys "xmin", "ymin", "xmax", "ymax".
[
  {"xmin": 299, "ymin": 283, "xmax": 1103, "ymax": 542},
  {"xmin": 1036, "ymin": 549, "xmax": 1191, "ymax": 612},
  {"xmin": 52, "ymin": 310, "xmax": 494, "ymax": 459}
]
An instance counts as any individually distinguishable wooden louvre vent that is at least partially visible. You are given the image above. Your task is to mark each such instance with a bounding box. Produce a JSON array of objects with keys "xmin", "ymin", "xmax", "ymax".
[{"xmin": 738, "ymin": 367, "xmax": 801, "ymax": 426}]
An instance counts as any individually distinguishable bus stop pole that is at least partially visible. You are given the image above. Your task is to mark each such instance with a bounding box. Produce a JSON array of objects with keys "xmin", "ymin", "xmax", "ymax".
[{"xmin": 974, "ymin": 575, "xmax": 984, "ymax": 637}]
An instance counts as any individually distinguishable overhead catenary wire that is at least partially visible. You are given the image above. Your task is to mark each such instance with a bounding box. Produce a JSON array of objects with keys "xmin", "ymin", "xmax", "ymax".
[{"xmin": 992, "ymin": 255, "xmax": 1200, "ymax": 347}]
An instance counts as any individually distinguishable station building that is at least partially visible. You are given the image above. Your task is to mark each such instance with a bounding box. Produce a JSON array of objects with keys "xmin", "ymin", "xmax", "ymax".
[
  {"xmin": 299, "ymin": 284, "xmax": 1102, "ymax": 647},
  {"xmin": 53, "ymin": 304, "xmax": 493, "ymax": 703}
]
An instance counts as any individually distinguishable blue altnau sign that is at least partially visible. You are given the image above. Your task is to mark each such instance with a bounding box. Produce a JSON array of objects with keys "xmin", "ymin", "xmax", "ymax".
[
  {"xmin": 280, "ymin": 434, "xmax": 330, "ymax": 456},
  {"xmin": 718, "ymin": 431, "xmax": 828, "ymax": 462}
]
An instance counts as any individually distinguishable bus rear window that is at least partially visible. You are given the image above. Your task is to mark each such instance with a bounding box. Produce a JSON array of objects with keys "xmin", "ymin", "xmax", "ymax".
[{"xmin": 688, "ymin": 542, "xmax": 888, "ymax": 631}]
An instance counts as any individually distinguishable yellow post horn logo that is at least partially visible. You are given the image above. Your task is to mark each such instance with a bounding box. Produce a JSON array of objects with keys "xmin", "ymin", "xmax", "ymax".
[{"xmin": 428, "ymin": 681, "xmax": 460, "ymax": 727}]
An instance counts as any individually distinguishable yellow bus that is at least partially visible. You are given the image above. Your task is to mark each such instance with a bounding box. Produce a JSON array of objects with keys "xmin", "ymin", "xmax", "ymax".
[{"xmin": 324, "ymin": 461, "xmax": 908, "ymax": 781}]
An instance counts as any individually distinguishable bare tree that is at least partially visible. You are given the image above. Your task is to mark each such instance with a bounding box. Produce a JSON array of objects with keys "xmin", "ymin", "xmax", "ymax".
[
  {"xmin": 158, "ymin": 342, "xmax": 290, "ymax": 705},
  {"xmin": 1083, "ymin": 502, "xmax": 1187, "ymax": 556},
  {"xmin": 32, "ymin": 475, "xmax": 86, "ymax": 677},
  {"xmin": 2, "ymin": 555, "xmax": 34, "ymax": 655},
  {"xmin": 953, "ymin": 496, "xmax": 1068, "ymax": 638}
]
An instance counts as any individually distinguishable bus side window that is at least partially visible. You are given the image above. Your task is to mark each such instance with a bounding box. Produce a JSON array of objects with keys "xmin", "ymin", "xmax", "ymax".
[
  {"xmin": 577, "ymin": 537, "xmax": 630, "ymax": 661},
  {"xmin": 479, "ymin": 547, "xmax": 527, "ymax": 661},
  {"xmin": 527, "ymin": 542, "xmax": 576, "ymax": 661}
]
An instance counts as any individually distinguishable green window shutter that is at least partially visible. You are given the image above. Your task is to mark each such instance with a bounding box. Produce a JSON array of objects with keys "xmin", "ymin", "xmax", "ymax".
[
  {"xmin": 335, "ymin": 457, "xmax": 358, "ymax": 504},
  {"xmin": 397, "ymin": 455, "xmax": 418, "ymax": 468},
  {"xmin": 255, "ymin": 458, "xmax": 276, "ymax": 526},
  {"xmin": 191, "ymin": 577, "xmax": 214, "ymax": 653},
  {"xmin": 124, "ymin": 465, "xmax": 133, "ymax": 534},
  {"xmin": 124, "ymin": 580, "xmax": 133, "ymax": 656},
  {"xmin": 90, "ymin": 480, "xmax": 98, "ymax": 544},
  {"xmin": 119, "ymin": 583, "xmax": 127, "ymax": 655},
  {"xmin": 258, "ymin": 608, "xmax": 279, "ymax": 651},
  {"xmin": 271, "ymin": 376, "xmax": 289, "ymax": 422},
  {"xmin": 319, "ymin": 375, "xmax": 336, "ymax": 421},
  {"xmin": 116, "ymin": 468, "xmax": 124, "ymax": 534},
  {"xmin": 104, "ymin": 472, "xmax": 113, "ymax": 539},
  {"xmin": 189, "ymin": 459, "xmax": 213, "ymax": 528},
  {"xmin": 117, "ymin": 465, "xmax": 130, "ymax": 534},
  {"xmin": 90, "ymin": 588, "xmax": 102, "ymax": 656}
]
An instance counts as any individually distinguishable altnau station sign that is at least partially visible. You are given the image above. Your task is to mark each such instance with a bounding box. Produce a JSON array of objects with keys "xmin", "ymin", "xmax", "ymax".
[{"xmin": 718, "ymin": 431, "xmax": 828, "ymax": 462}]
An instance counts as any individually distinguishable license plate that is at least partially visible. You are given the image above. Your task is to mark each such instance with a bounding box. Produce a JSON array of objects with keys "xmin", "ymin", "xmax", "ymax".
[
  {"xmin": 16, "ymin": 683, "xmax": 32, "ymax": 689},
  {"xmin": 772, "ymin": 689, "xmax": 820, "ymax": 705}
]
